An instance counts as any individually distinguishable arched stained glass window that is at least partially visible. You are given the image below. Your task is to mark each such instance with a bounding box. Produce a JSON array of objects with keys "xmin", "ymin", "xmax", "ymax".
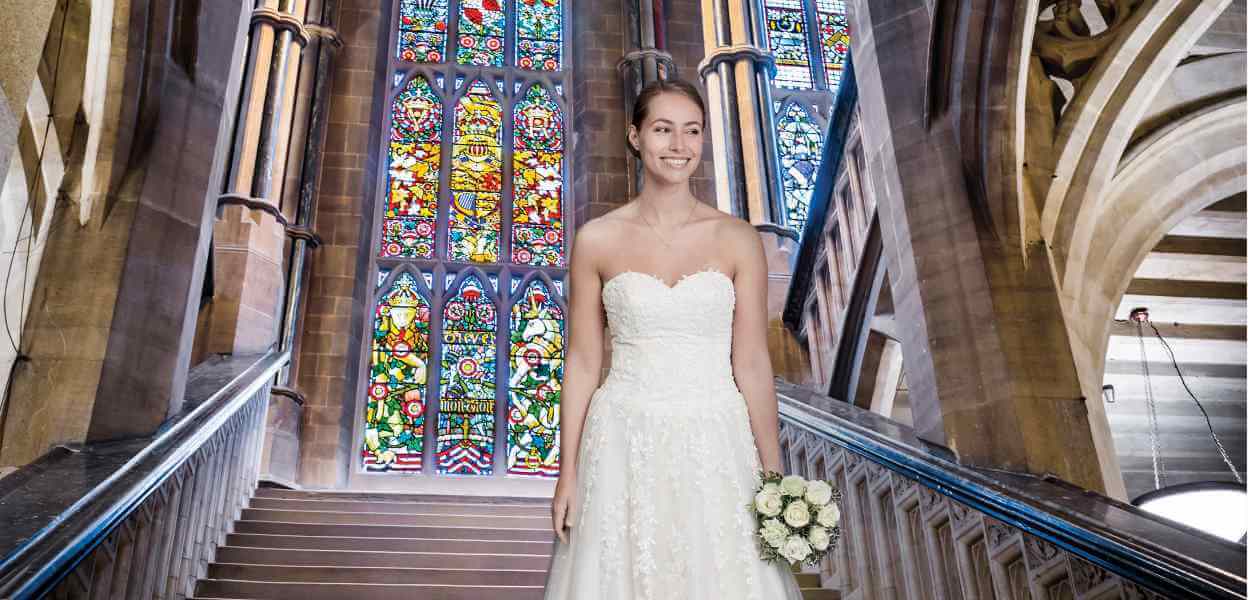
[
  {"xmin": 508, "ymin": 277, "xmax": 564, "ymax": 476},
  {"xmin": 383, "ymin": 76, "xmax": 442, "ymax": 259},
  {"xmin": 776, "ymin": 102, "xmax": 824, "ymax": 232},
  {"xmin": 449, "ymin": 79, "xmax": 504, "ymax": 263},
  {"xmin": 363, "ymin": 272, "xmax": 432, "ymax": 472},
  {"xmin": 360, "ymin": 1, "xmax": 570, "ymax": 480},
  {"xmin": 437, "ymin": 273, "xmax": 498, "ymax": 474},
  {"xmin": 512, "ymin": 83, "xmax": 565, "ymax": 266},
  {"xmin": 762, "ymin": 0, "xmax": 849, "ymax": 233}
]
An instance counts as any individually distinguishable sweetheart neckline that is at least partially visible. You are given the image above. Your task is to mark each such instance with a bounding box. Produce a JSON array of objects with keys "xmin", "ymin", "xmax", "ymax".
[{"xmin": 602, "ymin": 267, "xmax": 733, "ymax": 292}]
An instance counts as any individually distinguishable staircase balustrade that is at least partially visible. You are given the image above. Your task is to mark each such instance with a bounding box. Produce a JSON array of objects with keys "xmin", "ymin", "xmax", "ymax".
[
  {"xmin": 0, "ymin": 351, "xmax": 288, "ymax": 599},
  {"xmin": 776, "ymin": 380, "xmax": 1246, "ymax": 600}
]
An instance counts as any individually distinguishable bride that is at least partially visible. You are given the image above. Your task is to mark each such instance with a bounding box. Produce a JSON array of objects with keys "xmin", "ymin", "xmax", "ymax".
[{"xmin": 542, "ymin": 79, "xmax": 805, "ymax": 599}]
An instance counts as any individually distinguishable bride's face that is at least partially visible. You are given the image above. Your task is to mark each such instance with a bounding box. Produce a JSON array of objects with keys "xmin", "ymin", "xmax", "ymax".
[{"xmin": 628, "ymin": 92, "xmax": 704, "ymax": 187}]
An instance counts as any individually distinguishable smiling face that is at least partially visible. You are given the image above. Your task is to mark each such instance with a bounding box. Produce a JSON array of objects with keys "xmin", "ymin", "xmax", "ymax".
[{"xmin": 627, "ymin": 91, "xmax": 705, "ymax": 187}]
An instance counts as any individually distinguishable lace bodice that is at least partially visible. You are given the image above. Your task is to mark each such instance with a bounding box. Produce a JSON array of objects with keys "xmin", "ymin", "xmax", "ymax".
[{"xmin": 599, "ymin": 268, "xmax": 738, "ymax": 400}]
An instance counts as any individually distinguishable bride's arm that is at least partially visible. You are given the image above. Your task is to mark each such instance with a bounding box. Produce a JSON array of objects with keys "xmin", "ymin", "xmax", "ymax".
[
  {"xmin": 727, "ymin": 219, "xmax": 785, "ymax": 474},
  {"xmin": 559, "ymin": 222, "xmax": 608, "ymax": 481}
]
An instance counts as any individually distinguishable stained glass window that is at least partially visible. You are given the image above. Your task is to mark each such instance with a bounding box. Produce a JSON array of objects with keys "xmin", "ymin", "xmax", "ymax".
[
  {"xmin": 516, "ymin": 0, "xmax": 562, "ymax": 70},
  {"xmin": 512, "ymin": 84, "xmax": 565, "ymax": 266},
  {"xmin": 363, "ymin": 272, "xmax": 432, "ymax": 472},
  {"xmin": 764, "ymin": 0, "xmax": 814, "ymax": 90},
  {"xmin": 764, "ymin": 0, "xmax": 849, "ymax": 232},
  {"xmin": 437, "ymin": 274, "xmax": 498, "ymax": 474},
  {"xmin": 382, "ymin": 76, "xmax": 442, "ymax": 259},
  {"xmin": 449, "ymin": 80, "xmax": 504, "ymax": 263},
  {"xmin": 457, "ymin": 0, "xmax": 506, "ymax": 66},
  {"xmin": 777, "ymin": 102, "xmax": 823, "ymax": 233},
  {"xmin": 363, "ymin": 1, "xmax": 569, "ymax": 479},
  {"xmin": 397, "ymin": 0, "xmax": 449, "ymax": 62},
  {"xmin": 507, "ymin": 278, "xmax": 564, "ymax": 476},
  {"xmin": 816, "ymin": 1, "xmax": 850, "ymax": 91}
]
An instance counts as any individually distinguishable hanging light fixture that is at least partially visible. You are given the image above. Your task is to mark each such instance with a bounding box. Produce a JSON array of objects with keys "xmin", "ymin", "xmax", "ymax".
[{"xmin": 1125, "ymin": 307, "xmax": 1247, "ymax": 544}]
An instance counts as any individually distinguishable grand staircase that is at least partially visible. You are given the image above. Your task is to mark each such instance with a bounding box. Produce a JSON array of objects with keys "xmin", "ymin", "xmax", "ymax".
[{"xmin": 191, "ymin": 487, "xmax": 836, "ymax": 599}]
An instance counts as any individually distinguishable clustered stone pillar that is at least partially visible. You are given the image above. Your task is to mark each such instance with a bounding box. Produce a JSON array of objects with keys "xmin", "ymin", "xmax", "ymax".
[
  {"xmin": 696, "ymin": 0, "xmax": 809, "ymax": 383},
  {"xmin": 207, "ymin": 0, "xmax": 313, "ymax": 356},
  {"xmin": 618, "ymin": 0, "xmax": 679, "ymax": 152},
  {"xmin": 696, "ymin": 0, "xmax": 783, "ymax": 222}
]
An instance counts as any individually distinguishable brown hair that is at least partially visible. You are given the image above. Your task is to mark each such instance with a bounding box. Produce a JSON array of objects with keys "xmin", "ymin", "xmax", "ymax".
[{"xmin": 627, "ymin": 78, "xmax": 707, "ymax": 158}]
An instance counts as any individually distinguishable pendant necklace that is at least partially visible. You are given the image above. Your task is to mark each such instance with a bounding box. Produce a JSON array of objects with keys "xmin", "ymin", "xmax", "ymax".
[{"xmin": 637, "ymin": 198, "xmax": 698, "ymax": 247}]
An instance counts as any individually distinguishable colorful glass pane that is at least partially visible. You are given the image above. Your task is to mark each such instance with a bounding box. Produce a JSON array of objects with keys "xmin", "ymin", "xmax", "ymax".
[
  {"xmin": 507, "ymin": 279, "xmax": 564, "ymax": 477},
  {"xmin": 362, "ymin": 273, "xmax": 432, "ymax": 472},
  {"xmin": 816, "ymin": 0, "xmax": 849, "ymax": 91},
  {"xmin": 397, "ymin": 0, "xmax": 449, "ymax": 63},
  {"xmin": 512, "ymin": 85, "xmax": 565, "ymax": 266},
  {"xmin": 776, "ymin": 102, "xmax": 823, "ymax": 232},
  {"xmin": 764, "ymin": 0, "xmax": 813, "ymax": 89},
  {"xmin": 516, "ymin": 0, "xmax": 562, "ymax": 70},
  {"xmin": 437, "ymin": 274, "xmax": 497, "ymax": 475},
  {"xmin": 450, "ymin": 80, "xmax": 503, "ymax": 262},
  {"xmin": 382, "ymin": 76, "xmax": 442, "ymax": 259},
  {"xmin": 456, "ymin": 0, "xmax": 505, "ymax": 66}
]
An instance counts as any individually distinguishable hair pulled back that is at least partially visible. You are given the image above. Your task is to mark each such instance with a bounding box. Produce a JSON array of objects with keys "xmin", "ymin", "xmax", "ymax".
[{"xmin": 627, "ymin": 78, "xmax": 707, "ymax": 158}]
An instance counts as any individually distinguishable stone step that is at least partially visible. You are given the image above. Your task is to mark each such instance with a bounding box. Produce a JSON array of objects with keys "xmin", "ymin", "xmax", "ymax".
[
  {"xmin": 240, "ymin": 507, "xmax": 549, "ymax": 529},
  {"xmin": 800, "ymin": 588, "xmax": 843, "ymax": 599},
  {"xmin": 249, "ymin": 495, "xmax": 549, "ymax": 517},
  {"xmin": 225, "ymin": 533, "xmax": 554, "ymax": 555},
  {"xmin": 233, "ymin": 520, "xmax": 553, "ymax": 541},
  {"xmin": 253, "ymin": 487, "xmax": 550, "ymax": 506},
  {"xmin": 214, "ymin": 546, "xmax": 552, "ymax": 570},
  {"xmin": 193, "ymin": 580, "xmax": 544, "ymax": 600},
  {"xmin": 207, "ymin": 564, "xmax": 548, "ymax": 586}
]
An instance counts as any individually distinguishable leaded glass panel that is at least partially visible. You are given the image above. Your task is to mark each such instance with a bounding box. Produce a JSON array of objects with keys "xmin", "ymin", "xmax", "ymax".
[
  {"xmin": 507, "ymin": 278, "xmax": 564, "ymax": 476},
  {"xmin": 777, "ymin": 101, "xmax": 823, "ymax": 233}
]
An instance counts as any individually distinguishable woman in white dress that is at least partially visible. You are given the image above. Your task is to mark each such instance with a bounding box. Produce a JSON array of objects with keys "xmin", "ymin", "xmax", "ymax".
[{"xmin": 542, "ymin": 79, "xmax": 805, "ymax": 600}]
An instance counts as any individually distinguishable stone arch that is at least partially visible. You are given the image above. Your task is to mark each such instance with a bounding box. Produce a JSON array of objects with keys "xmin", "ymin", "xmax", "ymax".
[
  {"xmin": 1062, "ymin": 98, "xmax": 1246, "ymax": 401},
  {"xmin": 1037, "ymin": 0, "xmax": 1231, "ymax": 277}
]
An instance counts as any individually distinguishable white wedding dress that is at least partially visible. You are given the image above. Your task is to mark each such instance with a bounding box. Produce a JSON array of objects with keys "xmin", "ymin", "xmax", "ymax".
[{"xmin": 542, "ymin": 267, "xmax": 805, "ymax": 600}]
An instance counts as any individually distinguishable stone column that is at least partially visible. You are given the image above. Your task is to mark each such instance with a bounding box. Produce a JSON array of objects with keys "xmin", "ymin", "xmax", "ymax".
[
  {"xmin": 261, "ymin": 0, "xmax": 342, "ymax": 486},
  {"xmin": 697, "ymin": 0, "xmax": 783, "ymax": 221},
  {"xmin": 848, "ymin": 0, "xmax": 1111, "ymax": 493},
  {"xmin": 697, "ymin": 0, "xmax": 808, "ymax": 383},
  {"xmin": 206, "ymin": 0, "xmax": 312, "ymax": 355}
]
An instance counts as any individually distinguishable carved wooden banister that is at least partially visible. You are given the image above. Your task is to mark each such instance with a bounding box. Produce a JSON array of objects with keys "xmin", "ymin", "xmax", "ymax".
[
  {"xmin": 0, "ymin": 351, "xmax": 289, "ymax": 599},
  {"xmin": 775, "ymin": 379, "xmax": 1246, "ymax": 600}
]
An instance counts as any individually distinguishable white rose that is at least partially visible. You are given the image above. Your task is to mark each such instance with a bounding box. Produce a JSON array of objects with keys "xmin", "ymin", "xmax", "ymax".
[
  {"xmin": 808, "ymin": 526, "xmax": 831, "ymax": 551},
  {"xmin": 782, "ymin": 499, "xmax": 810, "ymax": 528},
  {"xmin": 780, "ymin": 535, "xmax": 812, "ymax": 564},
  {"xmin": 760, "ymin": 518, "xmax": 790, "ymax": 548},
  {"xmin": 754, "ymin": 488, "xmax": 784, "ymax": 517},
  {"xmin": 779, "ymin": 475, "xmax": 807, "ymax": 497},
  {"xmin": 805, "ymin": 480, "xmax": 833, "ymax": 506},
  {"xmin": 816, "ymin": 503, "xmax": 841, "ymax": 528},
  {"xmin": 762, "ymin": 482, "xmax": 781, "ymax": 496}
]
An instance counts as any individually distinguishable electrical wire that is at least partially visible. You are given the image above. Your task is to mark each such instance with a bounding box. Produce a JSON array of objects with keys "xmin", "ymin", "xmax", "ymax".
[
  {"xmin": 1149, "ymin": 321, "xmax": 1244, "ymax": 485},
  {"xmin": 0, "ymin": 0, "xmax": 73, "ymax": 447}
]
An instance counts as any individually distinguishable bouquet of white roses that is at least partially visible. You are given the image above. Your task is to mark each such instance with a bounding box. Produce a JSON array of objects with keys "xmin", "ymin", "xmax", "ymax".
[{"xmin": 749, "ymin": 470, "xmax": 842, "ymax": 566}]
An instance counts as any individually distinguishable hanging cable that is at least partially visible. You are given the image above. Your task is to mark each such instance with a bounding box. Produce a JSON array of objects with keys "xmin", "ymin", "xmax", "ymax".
[
  {"xmin": 1131, "ymin": 307, "xmax": 1165, "ymax": 490},
  {"xmin": 1148, "ymin": 320, "xmax": 1244, "ymax": 485}
]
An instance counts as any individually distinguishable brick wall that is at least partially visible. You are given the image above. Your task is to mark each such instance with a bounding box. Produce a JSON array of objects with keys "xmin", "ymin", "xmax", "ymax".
[{"xmin": 296, "ymin": 0, "xmax": 379, "ymax": 487}]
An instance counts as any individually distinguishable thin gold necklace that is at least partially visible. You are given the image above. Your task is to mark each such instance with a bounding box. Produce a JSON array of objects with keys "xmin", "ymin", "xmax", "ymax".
[{"xmin": 637, "ymin": 197, "xmax": 698, "ymax": 247}]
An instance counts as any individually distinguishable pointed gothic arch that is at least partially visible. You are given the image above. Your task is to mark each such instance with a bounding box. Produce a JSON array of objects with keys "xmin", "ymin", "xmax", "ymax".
[{"xmin": 353, "ymin": 0, "xmax": 572, "ymax": 480}]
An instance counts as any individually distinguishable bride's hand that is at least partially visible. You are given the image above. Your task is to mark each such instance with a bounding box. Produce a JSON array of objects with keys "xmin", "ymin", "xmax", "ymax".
[{"xmin": 551, "ymin": 473, "xmax": 577, "ymax": 544}]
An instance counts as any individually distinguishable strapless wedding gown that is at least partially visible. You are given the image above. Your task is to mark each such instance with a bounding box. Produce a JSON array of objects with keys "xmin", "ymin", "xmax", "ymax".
[{"xmin": 542, "ymin": 268, "xmax": 804, "ymax": 600}]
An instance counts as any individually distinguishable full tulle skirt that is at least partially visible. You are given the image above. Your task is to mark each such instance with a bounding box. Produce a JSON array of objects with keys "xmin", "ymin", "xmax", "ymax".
[{"xmin": 542, "ymin": 380, "xmax": 805, "ymax": 600}]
